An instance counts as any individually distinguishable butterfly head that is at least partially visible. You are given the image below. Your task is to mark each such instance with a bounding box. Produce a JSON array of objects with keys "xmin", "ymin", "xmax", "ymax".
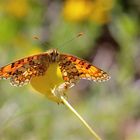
[{"xmin": 47, "ymin": 49, "xmax": 60, "ymax": 62}]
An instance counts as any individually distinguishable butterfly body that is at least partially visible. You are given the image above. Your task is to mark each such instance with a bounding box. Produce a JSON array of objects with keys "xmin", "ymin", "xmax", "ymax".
[{"xmin": 0, "ymin": 49, "xmax": 110, "ymax": 103}]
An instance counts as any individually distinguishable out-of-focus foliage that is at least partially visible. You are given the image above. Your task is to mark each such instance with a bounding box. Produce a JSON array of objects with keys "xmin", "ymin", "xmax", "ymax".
[{"xmin": 0, "ymin": 0, "xmax": 140, "ymax": 140}]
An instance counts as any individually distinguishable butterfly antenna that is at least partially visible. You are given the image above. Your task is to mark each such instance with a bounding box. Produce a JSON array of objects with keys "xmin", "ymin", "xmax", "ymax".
[
  {"xmin": 33, "ymin": 35, "xmax": 53, "ymax": 50},
  {"xmin": 57, "ymin": 32, "xmax": 84, "ymax": 49},
  {"xmin": 33, "ymin": 33, "xmax": 83, "ymax": 50},
  {"xmin": 33, "ymin": 36, "xmax": 40, "ymax": 40},
  {"xmin": 60, "ymin": 96, "xmax": 102, "ymax": 140}
]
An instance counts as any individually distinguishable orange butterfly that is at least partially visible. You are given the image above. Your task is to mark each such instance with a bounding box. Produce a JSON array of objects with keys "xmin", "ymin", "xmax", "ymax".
[{"xmin": 0, "ymin": 49, "xmax": 110, "ymax": 103}]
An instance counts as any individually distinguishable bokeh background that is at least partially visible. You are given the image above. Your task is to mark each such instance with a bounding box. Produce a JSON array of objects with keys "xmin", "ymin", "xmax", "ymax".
[{"xmin": 0, "ymin": 0, "xmax": 140, "ymax": 140}]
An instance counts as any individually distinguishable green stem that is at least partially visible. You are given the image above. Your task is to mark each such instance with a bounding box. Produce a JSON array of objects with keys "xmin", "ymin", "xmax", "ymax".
[{"xmin": 60, "ymin": 96, "xmax": 102, "ymax": 140}]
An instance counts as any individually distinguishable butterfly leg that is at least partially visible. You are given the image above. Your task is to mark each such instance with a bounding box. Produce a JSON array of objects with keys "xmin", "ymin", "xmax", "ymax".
[{"xmin": 51, "ymin": 82, "xmax": 75, "ymax": 104}]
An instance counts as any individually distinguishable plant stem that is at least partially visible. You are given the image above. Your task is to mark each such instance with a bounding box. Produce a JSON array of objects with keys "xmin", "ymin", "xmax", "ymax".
[{"xmin": 60, "ymin": 96, "xmax": 102, "ymax": 140}]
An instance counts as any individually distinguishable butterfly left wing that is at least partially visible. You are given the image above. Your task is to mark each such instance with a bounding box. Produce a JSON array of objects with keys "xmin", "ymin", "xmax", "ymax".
[
  {"xmin": 0, "ymin": 53, "xmax": 49, "ymax": 86},
  {"xmin": 59, "ymin": 54, "xmax": 110, "ymax": 84}
]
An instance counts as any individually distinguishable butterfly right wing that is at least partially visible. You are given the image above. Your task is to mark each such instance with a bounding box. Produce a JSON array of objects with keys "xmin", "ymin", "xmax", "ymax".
[
  {"xmin": 0, "ymin": 53, "xmax": 49, "ymax": 86},
  {"xmin": 59, "ymin": 54, "xmax": 110, "ymax": 84}
]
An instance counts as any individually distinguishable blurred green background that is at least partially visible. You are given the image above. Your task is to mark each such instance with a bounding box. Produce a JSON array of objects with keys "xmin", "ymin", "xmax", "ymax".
[{"xmin": 0, "ymin": 0, "xmax": 140, "ymax": 140}]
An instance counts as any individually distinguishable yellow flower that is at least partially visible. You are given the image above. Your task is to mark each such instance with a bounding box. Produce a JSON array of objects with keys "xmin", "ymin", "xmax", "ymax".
[
  {"xmin": 90, "ymin": 0, "xmax": 114, "ymax": 24},
  {"xmin": 63, "ymin": 0, "xmax": 114, "ymax": 24},
  {"xmin": 63, "ymin": 0, "xmax": 92, "ymax": 22},
  {"xmin": 4, "ymin": 0, "xmax": 29, "ymax": 18}
]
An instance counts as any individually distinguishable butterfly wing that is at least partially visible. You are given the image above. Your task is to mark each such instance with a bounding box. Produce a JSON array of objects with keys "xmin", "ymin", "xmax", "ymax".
[
  {"xmin": 0, "ymin": 53, "xmax": 49, "ymax": 86},
  {"xmin": 59, "ymin": 54, "xmax": 110, "ymax": 83}
]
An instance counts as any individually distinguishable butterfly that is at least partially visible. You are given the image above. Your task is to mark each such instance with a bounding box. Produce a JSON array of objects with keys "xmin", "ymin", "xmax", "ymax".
[{"xmin": 0, "ymin": 49, "xmax": 110, "ymax": 103}]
